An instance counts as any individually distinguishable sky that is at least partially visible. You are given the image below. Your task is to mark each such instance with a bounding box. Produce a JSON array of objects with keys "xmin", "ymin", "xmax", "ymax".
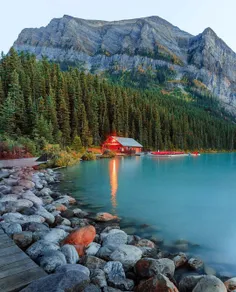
[{"xmin": 1, "ymin": 0, "xmax": 236, "ymax": 53}]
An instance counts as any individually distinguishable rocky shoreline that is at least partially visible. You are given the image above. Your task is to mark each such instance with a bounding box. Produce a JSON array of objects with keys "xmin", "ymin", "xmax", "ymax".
[{"xmin": 0, "ymin": 166, "xmax": 235, "ymax": 292}]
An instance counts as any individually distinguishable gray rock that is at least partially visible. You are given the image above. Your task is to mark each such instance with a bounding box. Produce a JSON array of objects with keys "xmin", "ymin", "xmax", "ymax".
[
  {"xmin": 22, "ymin": 190, "xmax": 43, "ymax": 206},
  {"xmin": 82, "ymin": 255, "xmax": 106, "ymax": 270},
  {"xmin": 102, "ymin": 230, "xmax": 128, "ymax": 247},
  {"xmin": 2, "ymin": 212, "xmax": 45, "ymax": 224},
  {"xmin": 73, "ymin": 208, "xmax": 89, "ymax": 218},
  {"xmin": 20, "ymin": 270, "xmax": 90, "ymax": 292},
  {"xmin": 86, "ymin": 242, "xmax": 101, "ymax": 256},
  {"xmin": 11, "ymin": 185, "xmax": 25, "ymax": 194},
  {"xmin": 0, "ymin": 194, "xmax": 19, "ymax": 202},
  {"xmin": 56, "ymin": 264, "xmax": 90, "ymax": 276},
  {"xmin": 193, "ymin": 275, "xmax": 227, "ymax": 292},
  {"xmin": 33, "ymin": 206, "xmax": 55, "ymax": 224},
  {"xmin": 83, "ymin": 284, "xmax": 101, "ymax": 292},
  {"xmin": 224, "ymin": 277, "xmax": 236, "ymax": 291},
  {"xmin": 110, "ymin": 244, "xmax": 142, "ymax": 270},
  {"xmin": 39, "ymin": 187, "xmax": 52, "ymax": 197},
  {"xmin": 0, "ymin": 185, "xmax": 12, "ymax": 194},
  {"xmin": 179, "ymin": 275, "xmax": 204, "ymax": 292},
  {"xmin": 188, "ymin": 258, "xmax": 204, "ymax": 270},
  {"xmin": 42, "ymin": 228, "xmax": 68, "ymax": 244},
  {"xmin": 21, "ymin": 222, "xmax": 49, "ymax": 232},
  {"xmin": 54, "ymin": 195, "xmax": 76, "ymax": 205},
  {"xmin": 97, "ymin": 245, "xmax": 116, "ymax": 260},
  {"xmin": 32, "ymin": 230, "xmax": 49, "ymax": 241},
  {"xmin": 3, "ymin": 178, "xmax": 18, "ymax": 186},
  {"xmin": 104, "ymin": 261, "xmax": 134, "ymax": 291},
  {"xmin": 173, "ymin": 253, "xmax": 188, "ymax": 268},
  {"xmin": 1, "ymin": 222, "xmax": 22, "ymax": 235},
  {"xmin": 18, "ymin": 179, "xmax": 35, "ymax": 189},
  {"xmin": 61, "ymin": 244, "xmax": 79, "ymax": 264},
  {"xmin": 55, "ymin": 225, "xmax": 74, "ymax": 232},
  {"xmin": 13, "ymin": 231, "xmax": 33, "ymax": 248},
  {"xmin": 91, "ymin": 269, "xmax": 107, "ymax": 288},
  {"xmin": 39, "ymin": 250, "xmax": 67, "ymax": 273},
  {"xmin": 26, "ymin": 240, "xmax": 60, "ymax": 260}
]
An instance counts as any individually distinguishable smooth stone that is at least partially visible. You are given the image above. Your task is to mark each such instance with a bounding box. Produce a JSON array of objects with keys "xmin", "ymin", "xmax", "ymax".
[
  {"xmin": 73, "ymin": 208, "xmax": 89, "ymax": 218},
  {"xmin": 22, "ymin": 190, "xmax": 43, "ymax": 206},
  {"xmin": 138, "ymin": 246, "xmax": 158, "ymax": 258},
  {"xmin": 135, "ymin": 273, "xmax": 179, "ymax": 292},
  {"xmin": 21, "ymin": 222, "xmax": 49, "ymax": 232},
  {"xmin": 179, "ymin": 275, "xmax": 204, "ymax": 292},
  {"xmin": 86, "ymin": 242, "xmax": 101, "ymax": 256},
  {"xmin": 54, "ymin": 195, "xmax": 76, "ymax": 205},
  {"xmin": 11, "ymin": 185, "xmax": 25, "ymax": 194},
  {"xmin": 55, "ymin": 225, "xmax": 74, "ymax": 232},
  {"xmin": 60, "ymin": 209, "xmax": 74, "ymax": 219},
  {"xmin": 1, "ymin": 222, "xmax": 22, "ymax": 235},
  {"xmin": 3, "ymin": 178, "xmax": 18, "ymax": 186},
  {"xmin": 82, "ymin": 255, "xmax": 106, "ymax": 270},
  {"xmin": 135, "ymin": 258, "xmax": 175, "ymax": 278},
  {"xmin": 32, "ymin": 230, "xmax": 49, "ymax": 241},
  {"xmin": 42, "ymin": 228, "xmax": 68, "ymax": 244},
  {"xmin": 33, "ymin": 206, "xmax": 55, "ymax": 224},
  {"xmin": 102, "ymin": 230, "xmax": 128, "ymax": 247},
  {"xmin": 188, "ymin": 258, "xmax": 204, "ymax": 270},
  {"xmin": 20, "ymin": 270, "xmax": 90, "ymax": 292},
  {"xmin": 173, "ymin": 253, "xmax": 188, "ymax": 268},
  {"xmin": 96, "ymin": 212, "xmax": 118, "ymax": 222},
  {"xmin": 83, "ymin": 284, "xmax": 101, "ymax": 292},
  {"xmin": 2, "ymin": 212, "xmax": 45, "ymax": 224},
  {"xmin": 0, "ymin": 194, "xmax": 19, "ymax": 202},
  {"xmin": 97, "ymin": 245, "xmax": 116, "ymax": 260},
  {"xmin": 18, "ymin": 179, "xmax": 35, "ymax": 189},
  {"xmin": 110, "ymin": 244, "xmax": 142, "ymax": 270},
  {"xmin": 224, "ymin": 277, "xmax": 236, "ymax": 291},
  {"xmin": 13, "ymin": 231, "xmax": 33, "ymax": 248},
  {"xmin": 61, "ymin": 244, "xmax": 79, "ymax": 264},
  {"xmin": 100, "ymin": 228, "xmax": 122, "ymax": 241},
  {"xmin": 42, "ymin": 195, "xmax": 54, "ymax": 205},
  {"xmin": 26, "ymin": 240, "xmax": 60, "ymax": 260},
  {"xmin": 70, "ymin": 217, "xmax": 90, "ymax": 228},
  {"xmin": 39, "ymin": 250, "xmax": 67, "ymax": 273},
  {"xmin": 91, "ymin": 269, "xmax": 107, "ymax": 288},
  {"xmin": 56, "ymin": 264, "xmax": 90, "ymax": 276},
  {"xmin": 135, "ymin": 239, "xmax": 155, "ymax": 248},
  {"xmin": 104, "ymin": 261, "xmax": 134, "ymax": 291},
  {"xmin": 60, "ymin": 217, "xmax": 71, "ymax": 226},
  {"xmin": 193, "ymin": 275, "xmax": 227, "ymax": 292},
  {"xmin": 39, "ymin": 187, "xmax": 52, "ymax": 196},
  {"xmin": 0, "ymin": 185, "xmax": 12, "ymax": 194}
]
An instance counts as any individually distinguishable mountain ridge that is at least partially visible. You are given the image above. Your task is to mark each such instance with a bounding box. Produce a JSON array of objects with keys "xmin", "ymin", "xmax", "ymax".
[{"xmin": 13, "ymin": 15, "xmax": 236, "ymax": 111}]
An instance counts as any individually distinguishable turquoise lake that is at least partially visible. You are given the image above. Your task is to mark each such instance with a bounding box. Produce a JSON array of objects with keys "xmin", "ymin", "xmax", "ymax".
[{"xmin": 59, "ymin": 153, "xmax": 236, "ymax": 276}]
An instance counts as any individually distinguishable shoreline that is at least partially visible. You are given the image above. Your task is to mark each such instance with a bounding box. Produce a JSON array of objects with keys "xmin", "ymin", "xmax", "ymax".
[{"xmin": 0, "ymin": 166, "xmax": 234, "ymax": 291}]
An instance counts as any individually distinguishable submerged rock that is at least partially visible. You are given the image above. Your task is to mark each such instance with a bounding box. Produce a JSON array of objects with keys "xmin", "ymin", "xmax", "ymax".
[
  {"xmin": 188, "ymin": 258, "xmax": 204, "ymax": 271},
  {"xmin": 96, "ymin": 212, "xmax": 118, "ymax": 222},
  {"xmin": 173, "ymin": 253, "xmax": 188, "ymax": 268}
]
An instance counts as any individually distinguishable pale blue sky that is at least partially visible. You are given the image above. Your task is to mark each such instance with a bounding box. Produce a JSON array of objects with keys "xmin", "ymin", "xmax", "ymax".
[{"xmin": 1, "ymin": 0, "xmax": 235, "ymax": 53}]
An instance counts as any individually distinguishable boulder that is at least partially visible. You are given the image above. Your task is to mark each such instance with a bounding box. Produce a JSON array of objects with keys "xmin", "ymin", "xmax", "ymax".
[
  {"xmin": 11, "ymin": 185, "xmax": 25, "ymax": 194},
  {"xmin": 22, "ymin": 190, "xmax": 43, "ymax": 206},
  {"xmin": 135, "ymin": 273, "xmax": 179, "ymax": 292},
  {"xmin": 39, "ymin": 250, "xmax": 67, "ymax": 273},
  {"xmin": 18, "ymin": 179, "xmax": 35, "ymax": 189},
  {"xmin": 33, "ymin": 206, "xmax": 55, "ymax": 224},
  {"xmin": 86, "ymin": 242, "xmax": 101, "ymax": 256},
  {"xmin": 193, "ymin": 275, "xmax": 227, "ymax": 292},
  {"xmin": 13, "ymin": 231, "xmax": 33, "ymax": 248},
  {"xmin": 21, "ymin": 222, "xmax": 49, "ymax": 232},
  {"xmin": 61, "ymin": 244, "xmax": 79, "ymax": 264},
  {"xmin": 55, "ymin": 225, "xmax": 74, "ymax": 232},
  {"xmin": 64, "ymin": 225, "xmax": 96, "ymax": 254},
  {"xmin": 70, "ymin": 217, "xmax": 90, "ymax": 228},
  {"xmin": 60, "ymin": 209, "xmax": 74, "ymax": 219},
  {"xmin": 102, "ymin": 230, "xmax": 128, "ymax": 247},
  {"xmin": 135, "ymin": 258, "xmax": 175, "ymax": 278},
  {"xmin": 1, "ymin": 222, "xmax": 22, "ymax": 235},
  {"xmin": 32, "ymin": 230, "xmax": 50, "ymax": 241},
  {"xmin": 42, "ymin": 195, "xmax": 54, "ymax": 205},
  {"xmin": 39, "ymin": 187, "xmax": 52, "ymax": 197},
  {"xmin": 0, "ymin": 185, "xmax": 12, "ymax": 194},
  {"xmin": 3, "ymin": 178, "xmax": 18, "ymax": 186},
  {"xmin": 91, "ymin": 269, "xmax": 107, "ymax": 288},
  {"xmin": 20, "ymin": 270, "xmax": 90, "ymax": 292},
  {"xmin": 26, "ymin": 240, "xmax": 60, "ymax": 260},
  {"xmin": 104, "ymin": 261, "xmax": 134, "ymax": 291},
  {"xmin": 97, "ymin": 245, "xmax": 116, "ymax": 260},
  {"xmin": 0, "ymin": 194, "xmax": 19, "ymax": 202},
  {"xmin": 188, "ymin": 258, "xmax": 204, "ymax": 270},
  {"xmin": 54, "ymin": 195, "xmax": 76, "ymax": 205},
  {"xmin": 96, "ymin": 212, "xmax": 118, "ymax": 222},
  {"xmin": 224, "ymin": 277, "xmax": 236, "ymax": 291},
  {"xmin": 83, "ymin": 284, "xmax": 101, "ymax": 292},
  {"xmin": 110, "ymin": 244, "xmax": 142, "ymax": 270},
  {"xmin": 2, "ymin": 212, "xmax": 45, "ymax": 224},
  {"xmin": 173, "ymin": 253, "xmax": 188, "ymax": 268},
  {"xmin": 179, "ymin": 275, "xmax": 204, "ymax": 292},
  {"xmin": 135, "ymin": 239, "xmax": 155, "ymax": 249},
  {"xmin": 42, "ymin": 228, "xmax": 68, "ymax": 244},
  {"xmin": 82, "ymin": 255, "xmax": 106, "ymax": 270},
  {"xmin": 56, "ymin": 263, "xmax": 90, "ymax": 277},
  {"xmin": 73, "ymin": 208, "xmax": 89, "ymax": 218}
]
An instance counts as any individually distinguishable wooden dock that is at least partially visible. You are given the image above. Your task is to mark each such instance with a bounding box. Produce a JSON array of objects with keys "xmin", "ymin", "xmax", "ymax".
[{"xmin": 0, "ymin": 228, "xmax": 47, "ymax": 292}]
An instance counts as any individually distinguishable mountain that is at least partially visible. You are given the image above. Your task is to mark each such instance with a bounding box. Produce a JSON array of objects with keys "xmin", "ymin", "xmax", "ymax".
[{"xmin": 13, "ymin": 15, "xmax": 236, "ymax": 111}]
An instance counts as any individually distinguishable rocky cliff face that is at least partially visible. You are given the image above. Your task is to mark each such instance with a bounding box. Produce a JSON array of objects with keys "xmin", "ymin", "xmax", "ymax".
[{"xmin": 13, "ymin": 15, "xmax": 236, "ymax": 110}]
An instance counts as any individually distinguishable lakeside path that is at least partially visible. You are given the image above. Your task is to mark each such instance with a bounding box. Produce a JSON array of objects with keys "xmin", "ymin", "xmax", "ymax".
[
  {"xmin": 0, "ymin": 227, "xmax": 47, "ymax": 292},
  {"xmin": 0, "ymin": 158, "xmax": 42, "ymax": 169}
]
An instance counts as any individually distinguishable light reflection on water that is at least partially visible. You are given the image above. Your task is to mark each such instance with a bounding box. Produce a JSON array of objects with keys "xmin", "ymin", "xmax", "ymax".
[{"xmin": 59, "ymin": 154, "xmax": 236, "ymax": 276}]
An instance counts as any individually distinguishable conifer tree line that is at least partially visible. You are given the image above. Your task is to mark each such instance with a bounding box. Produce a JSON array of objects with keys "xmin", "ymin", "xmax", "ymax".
[{"xmin": 0, "ymin": 48, "xmax": 236, "ymax": 151}]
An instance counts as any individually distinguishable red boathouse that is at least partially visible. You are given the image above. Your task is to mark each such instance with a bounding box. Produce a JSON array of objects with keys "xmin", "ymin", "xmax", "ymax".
[{"xmin": 102, "ymin": 136, "xmax": 143, "ymax": 154}]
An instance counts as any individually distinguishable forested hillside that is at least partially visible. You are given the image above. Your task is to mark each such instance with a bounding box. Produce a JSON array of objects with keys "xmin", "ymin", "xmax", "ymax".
[{"xmin": 0, "ymin": 48, "xmax": 236, "ymax": 152}]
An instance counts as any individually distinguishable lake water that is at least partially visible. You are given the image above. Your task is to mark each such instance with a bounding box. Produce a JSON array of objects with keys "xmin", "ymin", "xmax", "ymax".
[{"xmin": 59, "ymin": 153, "xmax": 236, "ymax": 276}]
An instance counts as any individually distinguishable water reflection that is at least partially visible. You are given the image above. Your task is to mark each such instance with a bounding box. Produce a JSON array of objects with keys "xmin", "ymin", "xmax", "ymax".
[{"xmin": 109, "ymin": 159, "xmax": 119, "ymax": 212}]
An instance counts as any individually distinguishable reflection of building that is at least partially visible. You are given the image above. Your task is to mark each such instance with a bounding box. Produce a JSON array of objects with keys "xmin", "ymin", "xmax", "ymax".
[
  {"xmin": 109, "ymin": 159, "xmax": 119, "ymax": 211},
  {"xmin": 102, "ymin": 136, "xmax": 143, "ymax": 154}
]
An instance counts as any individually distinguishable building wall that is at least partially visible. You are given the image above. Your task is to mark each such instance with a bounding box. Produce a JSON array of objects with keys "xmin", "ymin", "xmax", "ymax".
[{"xmin": 102, "ymin": 137, "xmax": 142, "ymax": 153}]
